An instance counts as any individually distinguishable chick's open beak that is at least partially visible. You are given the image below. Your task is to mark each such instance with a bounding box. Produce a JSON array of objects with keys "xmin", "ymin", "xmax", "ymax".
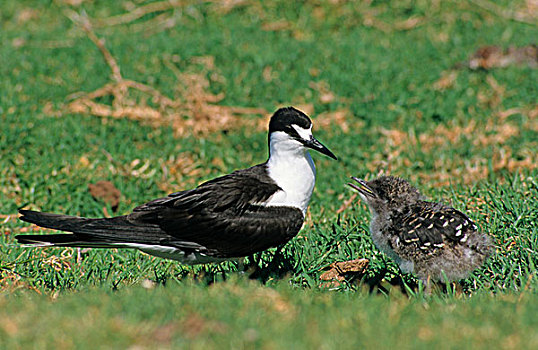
[{"xmin": 348, "ymin": 177, "xmax": 376, "ymax": 197}]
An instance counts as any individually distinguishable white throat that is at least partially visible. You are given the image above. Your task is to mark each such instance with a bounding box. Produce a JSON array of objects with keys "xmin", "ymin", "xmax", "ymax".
[{"xmin": 265, "ymin": 131, "xmax": 316, "ymax": 216}]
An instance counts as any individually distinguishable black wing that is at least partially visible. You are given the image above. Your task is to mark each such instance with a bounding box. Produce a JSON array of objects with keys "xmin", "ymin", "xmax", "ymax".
[
  {"xmin": 128, "ymin": 164, "xmax": 304, "ymax": 257},
  {"xmin": 392, "ymin": 201, "xmax": 478, "ymax": 254},
  {"xmin": 18, "ymin": 164, "xmax": 304, "ymax": 258}
]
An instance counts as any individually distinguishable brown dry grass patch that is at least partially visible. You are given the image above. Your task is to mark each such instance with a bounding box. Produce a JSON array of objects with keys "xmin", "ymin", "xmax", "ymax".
[
  {"xmin": 0, "ymin": 270, "xmax": 42, "ymax": 294},
  {"xmin": 48, "ymin": 10, "xmax": 268, "ymax": 138},
  {"xmin": 372, "ymin": 105, "xmax": 537, "ymax": 186}
]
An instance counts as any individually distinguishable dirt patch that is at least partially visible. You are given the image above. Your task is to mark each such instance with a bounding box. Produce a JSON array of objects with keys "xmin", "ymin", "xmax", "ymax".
[{"xmin": 88, "ymin": 180, "xmax": 121, "ymax": 212}]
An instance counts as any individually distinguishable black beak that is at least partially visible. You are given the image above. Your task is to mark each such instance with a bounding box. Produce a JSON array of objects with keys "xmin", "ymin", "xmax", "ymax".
[
  {"xmin": 347, "ymin": 177, "xmax": 376, "ymax": 197},
  {"xmin": 304, "ymin": 136, "xmax": 337, "ymax": 160}
]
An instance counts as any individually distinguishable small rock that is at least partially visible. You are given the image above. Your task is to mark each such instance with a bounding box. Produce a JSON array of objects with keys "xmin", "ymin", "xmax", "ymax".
[{"xmin": 320, "ymin": 258, "xmax": 370, "ymax": 288}]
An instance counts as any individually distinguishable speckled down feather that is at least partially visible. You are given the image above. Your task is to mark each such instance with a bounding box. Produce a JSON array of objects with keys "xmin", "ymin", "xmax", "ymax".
[{"xmin": 349, "ymin": 176, "xmax": 494, "ymax": 282}]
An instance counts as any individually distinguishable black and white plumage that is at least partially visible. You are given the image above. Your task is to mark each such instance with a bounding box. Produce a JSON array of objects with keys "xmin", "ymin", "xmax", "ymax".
[
  {"xmin": 16, "ymin": 107, "xmax": 337, "ymax": 264},
  {"xmin": 348, "ymin": 176, "xmax": 493, "ymax": 283}
]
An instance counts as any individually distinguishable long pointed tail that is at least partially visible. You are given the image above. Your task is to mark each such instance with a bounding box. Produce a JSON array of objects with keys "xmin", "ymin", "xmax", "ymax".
[
  {"xmin": 16, "ymin": 209, "xmax": 163, "ymax": 248},
  {"xmin": 19, "ymin": 210, "xmax": 90, "ymax": 232}
]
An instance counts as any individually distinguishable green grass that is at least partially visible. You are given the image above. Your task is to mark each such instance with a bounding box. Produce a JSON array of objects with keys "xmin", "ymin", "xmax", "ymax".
[
  {"xmin": 2, "ymin": 279, "xmax": 538, "ymax": 349},
  {"xmin": 1, "ymin": 0, "xmax": 537, "ymax": 347}
]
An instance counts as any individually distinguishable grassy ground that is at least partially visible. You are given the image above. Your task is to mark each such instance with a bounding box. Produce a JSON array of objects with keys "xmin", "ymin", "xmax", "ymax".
[
  {"xmin": 1, "ymin": 0, "xmax": 537, "ymax": 348},
  {"xmin": 2, "ymin": 279, "xmax": 538, "ymax": 349}
]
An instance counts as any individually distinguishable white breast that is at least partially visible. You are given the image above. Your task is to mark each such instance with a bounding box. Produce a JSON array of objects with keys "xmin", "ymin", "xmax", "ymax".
[{"xmin": 265, "ymin": 131, "xmax": 317, "ymax": 216}]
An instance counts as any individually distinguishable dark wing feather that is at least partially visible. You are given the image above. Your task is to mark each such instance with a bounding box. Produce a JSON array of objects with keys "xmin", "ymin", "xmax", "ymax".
[
  {"xmin": 126, "ymin": 164, "xmax": 300, "ymax": 257},
  {"xmin": 18, "ymin": 164, "xmax": 302, "ymax": 258},
  {"xmin": 18, "ymin": 211, "xmax": 170, "ymax": 246},
  {"xmin": 134, "ymin": 165, "xmax": 281, "ymax": 214},
  {"xmin": 393, "ymin": 201, "xmax": 478, "ymax": 253}
]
